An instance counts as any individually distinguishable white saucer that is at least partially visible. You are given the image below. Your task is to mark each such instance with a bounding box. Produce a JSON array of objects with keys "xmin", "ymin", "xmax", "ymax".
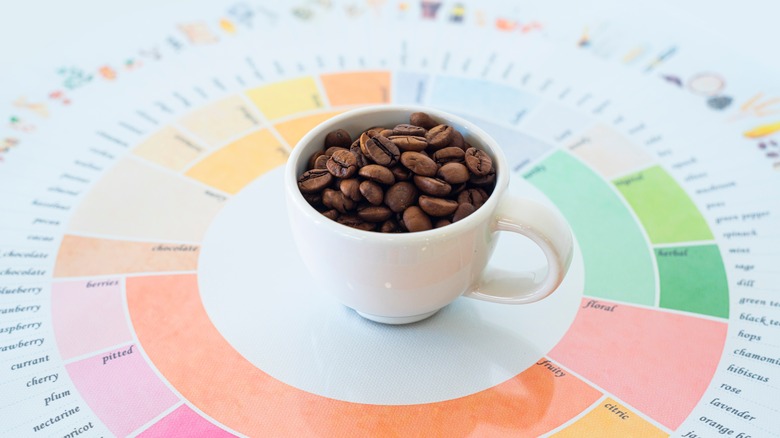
[{"xmin": 198, "ymin": 166, "xmax": 585, "ymax": 405}]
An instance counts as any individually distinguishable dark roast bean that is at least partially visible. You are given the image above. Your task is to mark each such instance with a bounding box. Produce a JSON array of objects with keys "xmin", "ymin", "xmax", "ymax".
[
  {"xmin": 388, "ymin": 135, "xmax": 428, "ymax": 152},
  {"xmin": 308, "ymin": 151, "xmax": 325, "ymax": 169},
  {"xmin": 457, "ymin": 188, "xmax": 489, "ymax": 208},
  {"xmin": 350, "ymin": 140, "xmax": 370, "ymax": 167},
  {"xmin": 359, "ymin": 180, "xmax": 384, "ymax": 205},
  {"xmin": 418, "ymin": 195, "xmax": 458, "ymax": 217},
  {"xmin": 325, "ymin": 129, "xmax": 352, "ymax": 148},
  {"xmin": 450, "ymin": 183, "xmax": 467, "ymax": 195},
  {"xmin": 366, "ymin": 126, "xmax": 385, "ymax": 138},
  {"xmin": 390, "ymin": 165, "xmax": 412, "ymax": 181},
  {"xmin": 337, "ymin": 215, "xmax": 375, "ymax": 231},
  {"xmin": 357, "ymin": 205, "xmax": 393, "ymax": 222},
  {"xmin": 413, "ymin": 175, "xmax": 451, "ymax": 197},
  {"xmin": 432, "ymin": 147, "xmax": 465, "ymax": 164},
  {"xmin": 359, "ymin": 132, "xmax": 371, "ymax": 152},
  {"xmin": 326, "ymin": 149, "xmax": 358, "ymax": 178},
  {"xmin": 322, "ymin": 188, "xmax": 356, "ymax": 214},
  {"xmin": 379, "ymin": 219, "xmax": 401, "ymax": 233},
  {"xmin": 452, "ymin": 203, "xmax": 476, "ymax": 222},
  {"xmin": 340, "ymin": 178, "xmax": 363, "ymax": 202},
  {"xmin": 437, "ymin": 162, "xmax": 470, "ymax": 184},
  {"xmin": 322, "ymin": 209, "xmax": 339, "ymax": 221},
  {"xmin": 325, "ymin": 146, "xmax": 348, "ymax": 157},
  {"xmin": 298, "ymin": 111, "xmax": 497, "ymax": 234},
  {"xmin": 393, "ymin": 123, "xmax": 426, "ymax": 136},
  {"xmin": 385, "ymin": 181, "xmax": 418, "ymax": 213},
  {"xmin": 400, "ymin": 151, "xmax": 437, "ymax": 176},
  {"xmin": 426, "ymin": 124, "xmax": 454, "ymax": 150},
  {"xmin": 410, "ymin": 112, "xmax": 438, "ymax": 129},
  {"xmin": 450, "ymin": 129, "xmax": 465, "ymax": 150},
  {"xmin": 303, "ymin": 192, "xmax": 322, "ymax": 207},
  {"xmin": 465, "ymin": 147, "xmax": 493, "ymax": 176},
  {"xmin": 469, "ymin": 170, "xmax": 496, "ymax": 187},
  {"xmin": 298, "ymin": 168, "xmax": 333, "ymax": 193},
  {"xmin": 434, "ymin": 219, "xmax": 451, "ymax": 228},
  {"xmin": 359, "ymin": 164, "xmax": 395, "ymax": 185},
  {"xmin": 314, "ymin": 154, "xmax": 329, "ymax": 169},
  {"xmin": 363, "ymin": 135, "xmax": 400, "ymax": 165},
  {"xmin": 402, "ymin": 206, "xmax": 432, "ymax": 232}
]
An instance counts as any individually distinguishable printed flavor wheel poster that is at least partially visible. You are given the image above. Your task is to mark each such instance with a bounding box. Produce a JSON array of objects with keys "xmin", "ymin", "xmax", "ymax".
[{"xmin": 1, "ymin": 1, "xmax": 779, "ymax": 437}]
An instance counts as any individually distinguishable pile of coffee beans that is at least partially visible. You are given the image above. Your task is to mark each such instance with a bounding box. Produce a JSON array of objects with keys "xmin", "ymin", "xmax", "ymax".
[{"xmin": 297, "ymin": 111, "xmax": 496, "ymax": 232}]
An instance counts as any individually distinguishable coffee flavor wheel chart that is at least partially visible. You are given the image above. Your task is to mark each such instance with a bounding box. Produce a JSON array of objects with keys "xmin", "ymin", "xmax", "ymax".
[{"xmin": 1, "ymin": 2, "xmax": 779, "ymax": 437}]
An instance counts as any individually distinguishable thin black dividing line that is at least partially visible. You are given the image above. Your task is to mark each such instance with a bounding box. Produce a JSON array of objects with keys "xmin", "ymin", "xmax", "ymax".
[
  {"xmin": 502, "ymin": 62, "xmax": 514, "ymax": 80},
  {"xmin": 481, "ymin": 52, "xmax": 496, "ymax": 77},
  {"xmin": 136, "ymin": 110, "xmax": 158, "ymax": 125},
  {"xmin": 246, "ymin": 57, "xmax": 264, "ymax": 80}
]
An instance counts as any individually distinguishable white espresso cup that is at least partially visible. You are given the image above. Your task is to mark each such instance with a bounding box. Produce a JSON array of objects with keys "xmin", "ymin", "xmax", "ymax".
[{"xmin": 285, "ymin": 105, "xmax": 573, "ymax": 324}]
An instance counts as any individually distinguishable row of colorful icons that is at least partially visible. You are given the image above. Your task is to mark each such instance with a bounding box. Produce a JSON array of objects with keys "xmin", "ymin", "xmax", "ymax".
[{"xmin": 2, "ymin": 0, "xmax": 779, "ymax": 170}]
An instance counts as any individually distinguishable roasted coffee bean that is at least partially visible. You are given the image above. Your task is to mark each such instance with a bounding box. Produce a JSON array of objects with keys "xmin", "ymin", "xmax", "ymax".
[
  {"xmin": 413, "ymin": 175, "xmax": 451, "ymax": 196},
  {"xmin": 363, "ymin": 135, "xmax": 400, "ymax": 165},
  {"xmin": 418, "ymin": 195, "xmax": 458, "ymax": 217},
  {"xmin": 437, "ymin": 162, "xmax": 470, "ymax": 184},
  {"xmin": 366, "ymin": 126, "xmax": 385, "ymax": 138},
  {"xmin": 298, "ymin": 111, "xmax": 496, "ymax": 234},
  {"xmin": 359, "ymin": 132, "xmax": 371, "ymax": 152},
  {"xmin": 465, "ymin": 147, "xmax": 493, "ymax": 176},
  {"xmin": 402, "ymin": 206, "xmax": 432, "ymax": 232},
  {"xmin": 452, "ymin": 203, "xmax": 476, "ymax": 222},
  {"xmin": 432, "ymin": 147, "xmax": 465, "ymax": 164},
  {"xmin": 426, "ymin": 124, "xmax": 454, "ymax": 150},
  {"xmin": 298, "ymin": 168, "xmax": 333, "ymax": 193},
  {"xmin": 325, "ymin": 129, "xmax": 352, "ymax": 148},
  {"xmin": 308, "ymin": 151, "xmax": 325, "ymax": 169},
  {"xmin": 350, "ymin": 141, "xmax": 370, "ymax": 167},
  {"xmin": 340, "ymin": 178, "xmax": 363, "ymax": 202},
  {"xmin": 326, "ymin": 149, "xmax": 358, "ymax": 178},
  {"xmin": 359, "ymin": 164, "xmax": 395, "ymax": 185},
  {"xmin": 322, "ymin": 188, "xmax": 356, "ymax": 214},
  {"xmin": 385, "ymin": 181, "xmax": 418, "ymax": 213},
  {"xmin": 434, "ymin": 219, "xmax": 451, "ymax": 228},
  {"xmin": 379, "ymin": 219, "xmax": 400, "ymax": 233},
  {"xmin": 313, "ymin": 154, "xmax": 329, "ymax": 169},
  {"xmin": 390, "ymin": 165, "xmax": 412, "ymax": 181},
  {"xmin": 388, "ymin": 135, "xmax": 428, "ymax": 152},
  {"xmin": 359, "ymin": 180, "xmax": 384, "ymax": 205},
  {"xmin": 450, "ymin": 129, "xmax": 465, "ymax": 150},
  {"xmin": 303, "ymin": 192, "xmax": 322, "ymax": 207},
  {"xmin": 410, "ymin": 112, "xmax": 438, "ymax": 129},
  {"xmin": 469, "ymin": 170, "xmax": 496, "ymax": 187},
  {"xmin": 325, "ymin": 146, "xmax": 348, "ymax": 157},
  {"xmin": 393, "ymin": 123, "xmax": 427, "ymax": 136},
  {"xmin": 337, "ymin": 215, "xmax": 375, "ymax": 231},
  {"xmin": 400, "ymin": 151, "xmax": 437, "ymax": 176},
  {"xmin": 322, "ymin": 209, "xmax": 339, "ymax": 221},
  {"xmin": 458, "ymin": 188, "xmax": 489, "ymax": 208},
  {"xmin": 357, "ymin": 205, "xmax": 393, "ymax": 222}
]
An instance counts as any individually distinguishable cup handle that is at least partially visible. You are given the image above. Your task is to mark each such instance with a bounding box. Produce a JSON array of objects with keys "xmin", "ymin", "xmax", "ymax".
[{"xmin": 464, "ymin": 195, "xmax": 574, "ymax": 304}]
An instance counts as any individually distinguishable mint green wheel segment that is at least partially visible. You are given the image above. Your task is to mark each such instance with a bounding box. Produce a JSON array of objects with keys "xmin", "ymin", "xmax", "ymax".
[{"xmin": 524, "ymin": 151, "xmax": 656, "ymax": 305}]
